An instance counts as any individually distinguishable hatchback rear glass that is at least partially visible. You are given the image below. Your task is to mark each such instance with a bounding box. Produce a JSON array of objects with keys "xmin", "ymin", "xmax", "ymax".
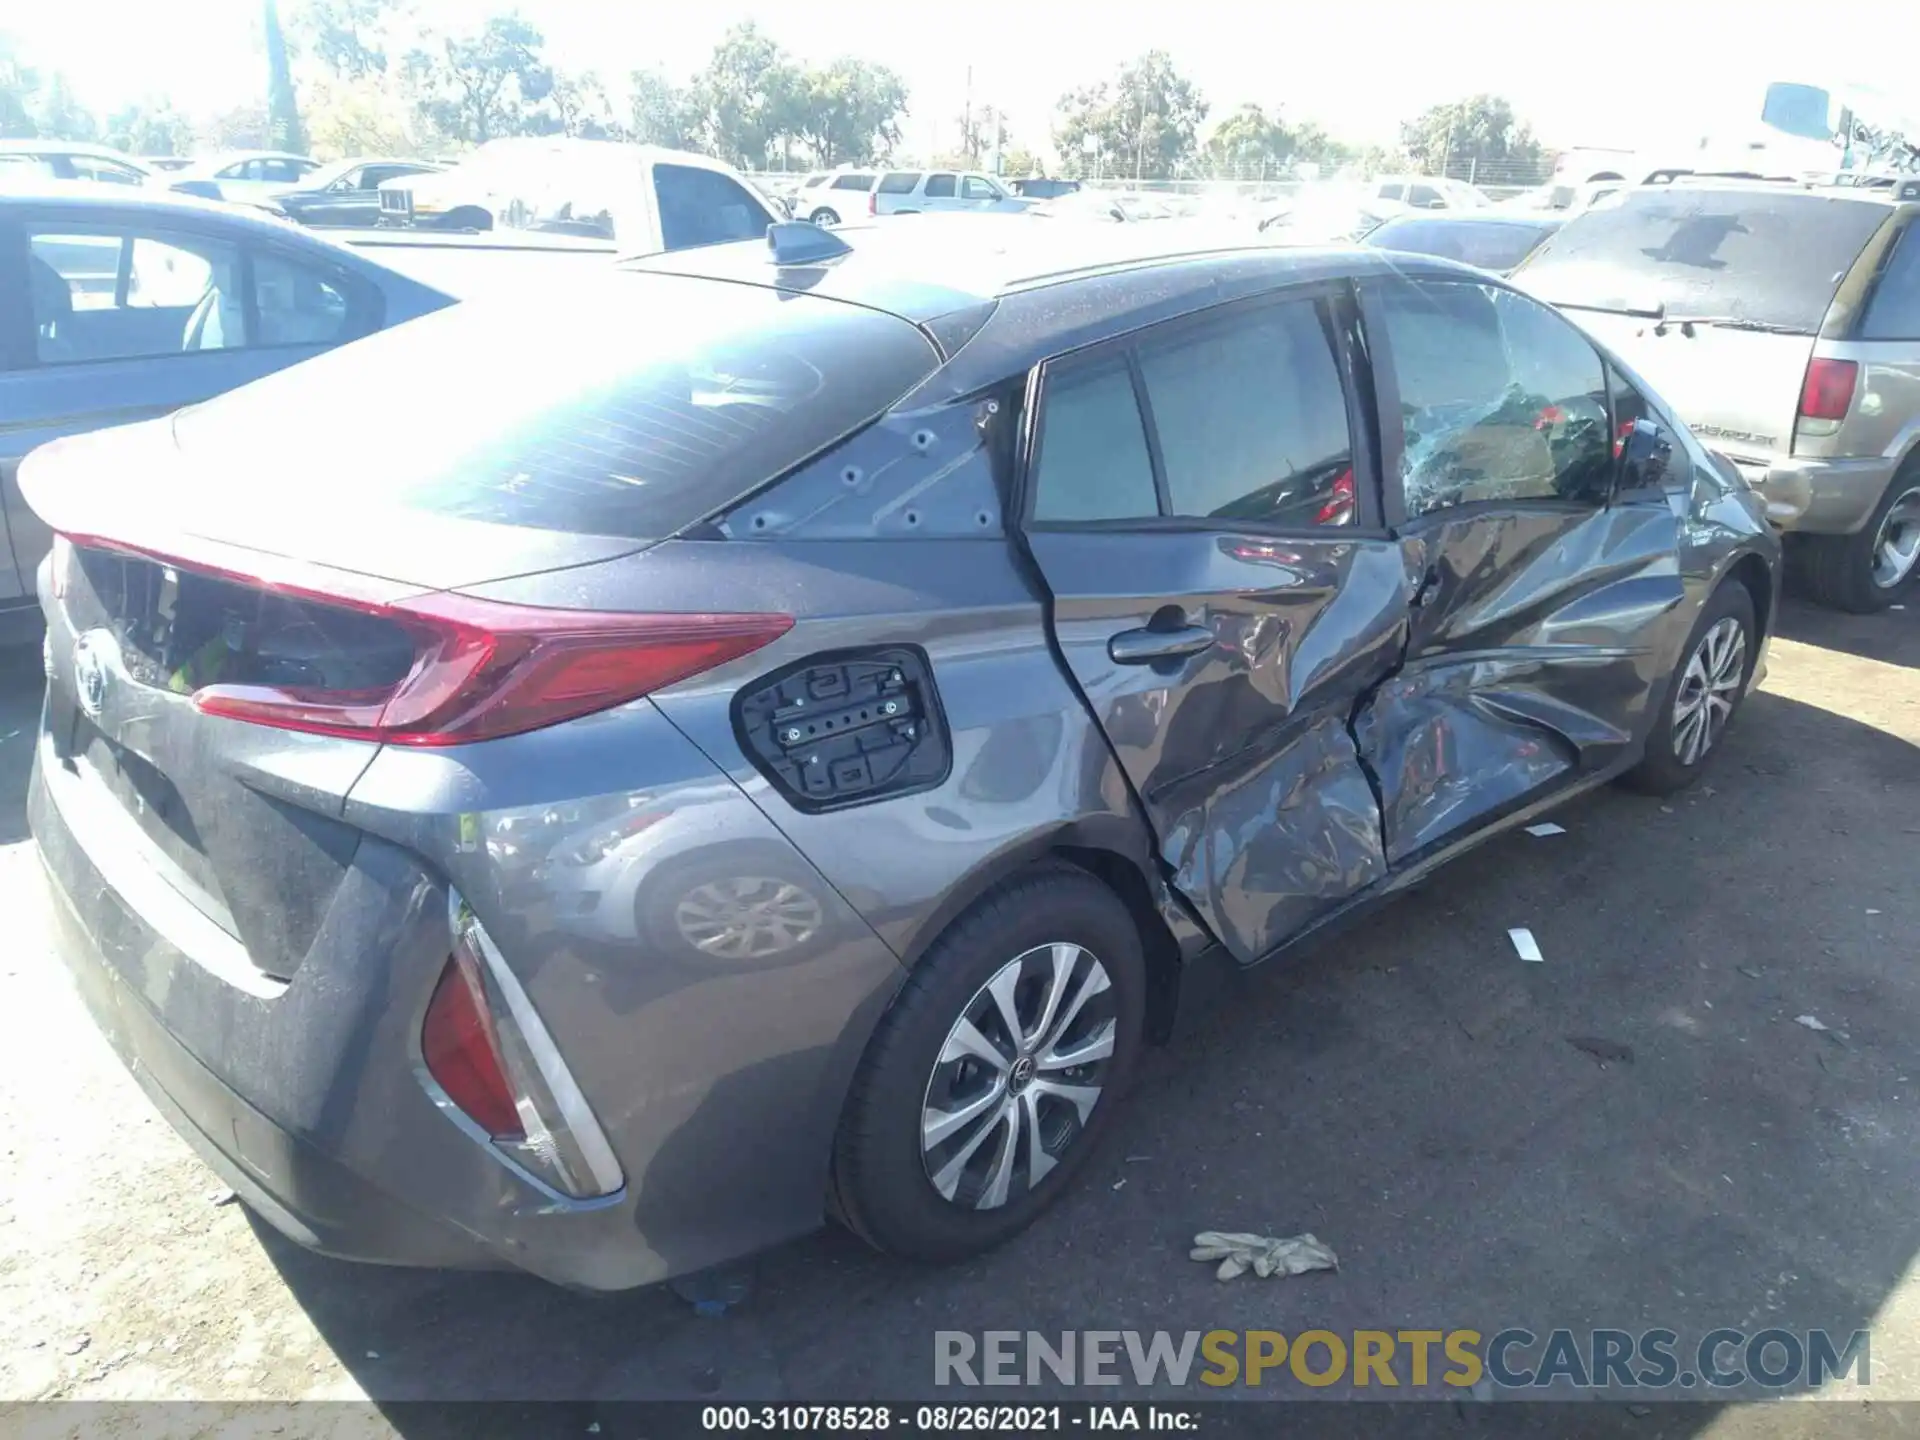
[
  {"xmin": 1515, "ymin": 188, "xmax": 1886, "ymax": 333},
  {"xmin": 878, "ymin": 172, "xmax": 921, "ymax": 195},
  {"xmin": 170, "ymin": 271, "xmax": 940, "ymax": 541}
]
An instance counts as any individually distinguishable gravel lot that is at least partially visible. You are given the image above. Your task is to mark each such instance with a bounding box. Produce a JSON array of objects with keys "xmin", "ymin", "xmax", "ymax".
[{"xmin": 1, "ymin": 598, "xmax": 1916, "ymax": 1422}]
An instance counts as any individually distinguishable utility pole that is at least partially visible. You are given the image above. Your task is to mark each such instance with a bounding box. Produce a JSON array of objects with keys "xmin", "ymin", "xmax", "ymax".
[{"xmin": 963, "ymin": 65, "xmax": 972, "ymax": 162}]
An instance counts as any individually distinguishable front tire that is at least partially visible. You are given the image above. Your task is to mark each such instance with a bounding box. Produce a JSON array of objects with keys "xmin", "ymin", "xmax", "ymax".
[
  {"xmin": 1797, "ymin": 472, "xmax": 1920, "ymax": 613},
  {"xmin": 1620, "ymin": 580, "xmax": 1757, "ymax": 796},
  {"xmin": 807, "ymin": 206, "xmax": 841, "ymax": 226},
  {"xmin": 831, "ymin": 866, "xmax": 1145, "ymax": 1262}
]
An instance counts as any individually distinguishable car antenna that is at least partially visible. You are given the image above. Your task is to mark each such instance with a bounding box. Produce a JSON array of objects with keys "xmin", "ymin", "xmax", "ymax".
[{"xmin": 766, "ymin": 221, "xmax": 852, "ymax": 267}]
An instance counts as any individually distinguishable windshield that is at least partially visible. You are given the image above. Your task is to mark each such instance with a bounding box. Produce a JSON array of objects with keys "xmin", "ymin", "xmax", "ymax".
[
  {"xmin": 302, "ymin": 158, "xmax": 359, "ymax": 189},
  {"xmin": 1367, "ymin": 217, "xmax": 1557, "ymax": 272},
  {"xmin": 1514, "ymin": 188, "xmax": 1886, "ymax": 333},
  {"xmin": 172, "ymin": 272, "xmax": 941, "ymax": 541}
]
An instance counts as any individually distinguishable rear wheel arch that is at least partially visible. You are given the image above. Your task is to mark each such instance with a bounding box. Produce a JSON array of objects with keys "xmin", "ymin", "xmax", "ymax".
[{"xmin": 895, "ymin": 829, "xmax": 1188, "ymax": 1043}]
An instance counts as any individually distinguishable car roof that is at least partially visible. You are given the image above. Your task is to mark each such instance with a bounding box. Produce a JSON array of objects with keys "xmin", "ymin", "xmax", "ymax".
[
  {"xmin": 629, "ymin": 213, "xmax": 1488, "ymax": 399},
  {"xmin": 0, "ymin": 140, "xmax": 150, "ymax": 166},
  {"xmin": 0, "ymin": 179, "xmax": 439, "ymax": 260},
  {"xmin": 175, "ymin": 149, "xmax": 312, "ymax": 174}
]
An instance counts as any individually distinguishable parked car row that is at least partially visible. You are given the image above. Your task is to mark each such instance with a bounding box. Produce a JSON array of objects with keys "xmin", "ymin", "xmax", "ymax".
[
  {"xmin": 6, "ymin": 148, "xmax": 1916, "ymax": 1303},
  {"xmin": 789, "ymin": 166, "xmax": 1034, "ymax": 225}
]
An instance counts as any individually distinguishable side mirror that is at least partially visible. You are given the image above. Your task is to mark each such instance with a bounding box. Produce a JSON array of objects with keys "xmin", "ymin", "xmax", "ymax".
[{"xmin": 1620, "ymin": 417, "xmax": 1673, "ymax": 491}]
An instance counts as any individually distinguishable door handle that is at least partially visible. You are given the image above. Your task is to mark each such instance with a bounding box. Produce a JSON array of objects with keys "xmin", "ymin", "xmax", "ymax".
[{"xmin": 1108, "ymin": 624, "xmax": 1215, "ymax": 665}]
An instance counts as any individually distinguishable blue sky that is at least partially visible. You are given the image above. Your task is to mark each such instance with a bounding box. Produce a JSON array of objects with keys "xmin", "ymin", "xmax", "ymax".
[{"xmin": 15, "ymin": 0, "xmax": 1920, "ymax": 158}]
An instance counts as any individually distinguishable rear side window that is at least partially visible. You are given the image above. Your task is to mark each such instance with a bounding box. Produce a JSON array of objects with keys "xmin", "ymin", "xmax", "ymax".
[
  {"xmin": 30, "ymin": 227, "xmax": 244, "ymax": 363},
  {"xmin": 1031, "ymin": 360, "xmax": 1158, "ymax": 522},
  {"xmin": 832, "ymin": 172, "xmax": 877, "ymax": 192},
  {"xmin": 1516, "ymin": 189, "xmax": 1887, "ymax": 333},
  {"xmin": 877, "ymin": 172, "xmax": 920, "ymax": 194},
  {"xmin": 1138, "ymin": 299, "xmax": 1354, "ymax": 526},
  {"xmin": 654, "ymin": 163, "xmax": 773, "ymax": 251},
  {"xmin": 1861, "ymin": 225, "xmax": 1920, "ymax": 340},
  {"xmin": 924, "ymin": 174, "xmax": 957, "ymax": 198},
  {"xmin": 170, "ymin": 272, "xmax": 942, "ymax": 542}
]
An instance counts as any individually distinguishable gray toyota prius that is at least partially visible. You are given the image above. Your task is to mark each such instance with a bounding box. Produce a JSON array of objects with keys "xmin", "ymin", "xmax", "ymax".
[{"xmin": 25, "ymin": 216, "xmax": 1779, "ymax": 1289}]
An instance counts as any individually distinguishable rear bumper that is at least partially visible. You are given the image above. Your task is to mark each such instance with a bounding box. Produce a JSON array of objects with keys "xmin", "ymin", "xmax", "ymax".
[
  {"xmin": 29, "ymin": 716, "xmax": 908, "ymax": 1290},
  {"xmin": 36, "ymin": 845, "xmax": 487, "ymax": 1269},
  {"xmin": 1728, "ymin": 453, "xmax": 1898, "ymax": 534}
]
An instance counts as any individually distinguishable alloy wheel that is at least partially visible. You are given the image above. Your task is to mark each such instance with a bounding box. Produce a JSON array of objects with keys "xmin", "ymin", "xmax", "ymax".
[
  {"xmin": 1871, "ymin": 485, "xmax": 1920, "ymax": 591},
  {"xmin": 1671, "ymin": 616, "xmax": 1747, "ymax": 766},
  {"xmin": 920, "ymin": 943, "xmax": 1117, "ymax": 1210},
  {"xmin": 673, "ymin": 876, "xmax": 823, "ymax": 960}
]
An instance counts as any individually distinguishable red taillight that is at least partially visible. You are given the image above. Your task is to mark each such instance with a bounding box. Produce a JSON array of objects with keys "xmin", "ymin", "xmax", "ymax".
[
  {"xmin": 192, "ymin": 595, "xmax": 790, "ymax": 745},
  {"xmin": 1315, "ymin": 467, "xmax": 1356, "ymax": 527},
  {"xmin": 55, "ymin": 534, "xmax": 792, "ymax": 745},
  {"xmin": 422, "ymin": 951, "xmax": 523, "ymax": 1139},
  {"xmin": 1799, "ymin": 357, "xmax": 1859, "ymax": 422}
]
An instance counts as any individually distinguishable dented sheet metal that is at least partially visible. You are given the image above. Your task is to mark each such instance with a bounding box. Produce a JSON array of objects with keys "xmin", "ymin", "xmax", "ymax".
[
  {"xmin": 1357, "ymin": 506, "xmax": 1685, "ymax": 863},
  {"xmin": 1024, "ymin": 529, "xmax": 1411, "ymax": 963}
]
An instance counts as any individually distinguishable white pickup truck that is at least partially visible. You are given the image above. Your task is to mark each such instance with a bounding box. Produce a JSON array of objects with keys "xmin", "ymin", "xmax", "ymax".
[{"xmin": 375, "ymin": 138, "xmax": 782, "ymax": 256}]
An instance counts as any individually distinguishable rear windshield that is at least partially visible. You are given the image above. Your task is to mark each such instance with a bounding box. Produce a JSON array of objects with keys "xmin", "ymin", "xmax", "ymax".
[
  {"xmin": 171, "ymin": 271, "xmax": 939, "ymax": 541},
  {"xmin": 1367, "ymin": 216, "xmax": 1557, "ymax": 272},
  {"xmin": 1515, "ymin": 188, "xmax": 1887, "ymax": 333}
]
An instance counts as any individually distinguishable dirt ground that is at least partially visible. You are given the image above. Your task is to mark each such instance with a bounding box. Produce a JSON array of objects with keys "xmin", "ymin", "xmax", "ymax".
[{"xmin": 0, "ymin": 596, "xmax": 1916, "ymax": 1427}]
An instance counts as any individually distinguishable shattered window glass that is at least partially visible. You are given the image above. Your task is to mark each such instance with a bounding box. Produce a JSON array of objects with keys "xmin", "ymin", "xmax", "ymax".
[{"xmin": 1377, "ymin": 278, "xmax": 1612, "ymax": 518}]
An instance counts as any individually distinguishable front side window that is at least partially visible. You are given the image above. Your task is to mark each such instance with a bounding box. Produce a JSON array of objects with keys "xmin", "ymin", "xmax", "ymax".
[
  {"xmin": 961, "ymin": 175, "xmax": 1000, "ymax": 201},
  {"xmin": 1137, "ymin": 299, "xmax": 1355, "ymax": 527},
  {"xmin": 1862, "ymin": 225, "xmax": 1920, "ymax": 340},
  {"xmin": 29, "ymin": 227, "xmax": 244, "ymax": 364},
  {"xmin": 653, "ymin": 163, "xmax": 773, "ymax": 251},
  {"xmin": 1031, "ymin": 359, "xmax": 1159, "ymax": 523},
  {"xmin": 217, "ymin": 160, "xmax": 255, "ymax": 180},
  {"xmin": 924, "ymin": 173, "xmax": 957, "ymax": 198},
  {"xmin": 1375, "ymin": 277, "xmax": 1612, "ymax": 518}
]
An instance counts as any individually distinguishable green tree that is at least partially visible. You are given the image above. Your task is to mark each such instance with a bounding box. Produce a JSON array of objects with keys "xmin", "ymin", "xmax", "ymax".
[
  {"xmin": 1055, "ymin": 51, "xmax": 1207, "ymax": 181},
  {"xmin": 789, "ymin": 57, "xmax": 907, "ymax": 166},
  {"xmin": 1399, "ymin": 94, "xmax": 1545, "ymax": 182},
  {"xmin": 1, "ymin": 33, "xmax": 41, "ymax": 137},
  {"xmin": 541, "ymin": 70, "xmax": 618, "ymax": 139},
  {"xmin": 35, "ymin": 72, "xmax": 97, "ymax": 141},
  {"xmin": 296, "ymin": 0, "xmax": 395, "ymax": 80},
  {"xmin": 1206, "ymin": 102, "xmax": 1289, "ymax": 177},
  {"xmin": 693, "ymin": 22, "xmax": 799, "ymax": 169},
  {"xmin": 956, "ymin": 101, "xmax": 1008, "ymax": 165},
  {"xmin": 103, "ymin": 99, "xmax": 197, "ymax": 156},
  {"xmin": 628, "ymin": 69, "xmax": 702, "ymax": 150},
  {"xmin": 404, "ymin": 13, "xmax": 553, "ymax": 145},
  {"xmin": 302, "ymin": 73, "xmax": 413, "ymax": 158},
  {"xmin": 264, "ymin": 0, "xmax": 307, "ymax": 152},
  {"xmin": 203, "ymin": 101, "xmax": 274, "ymax": 150}
]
